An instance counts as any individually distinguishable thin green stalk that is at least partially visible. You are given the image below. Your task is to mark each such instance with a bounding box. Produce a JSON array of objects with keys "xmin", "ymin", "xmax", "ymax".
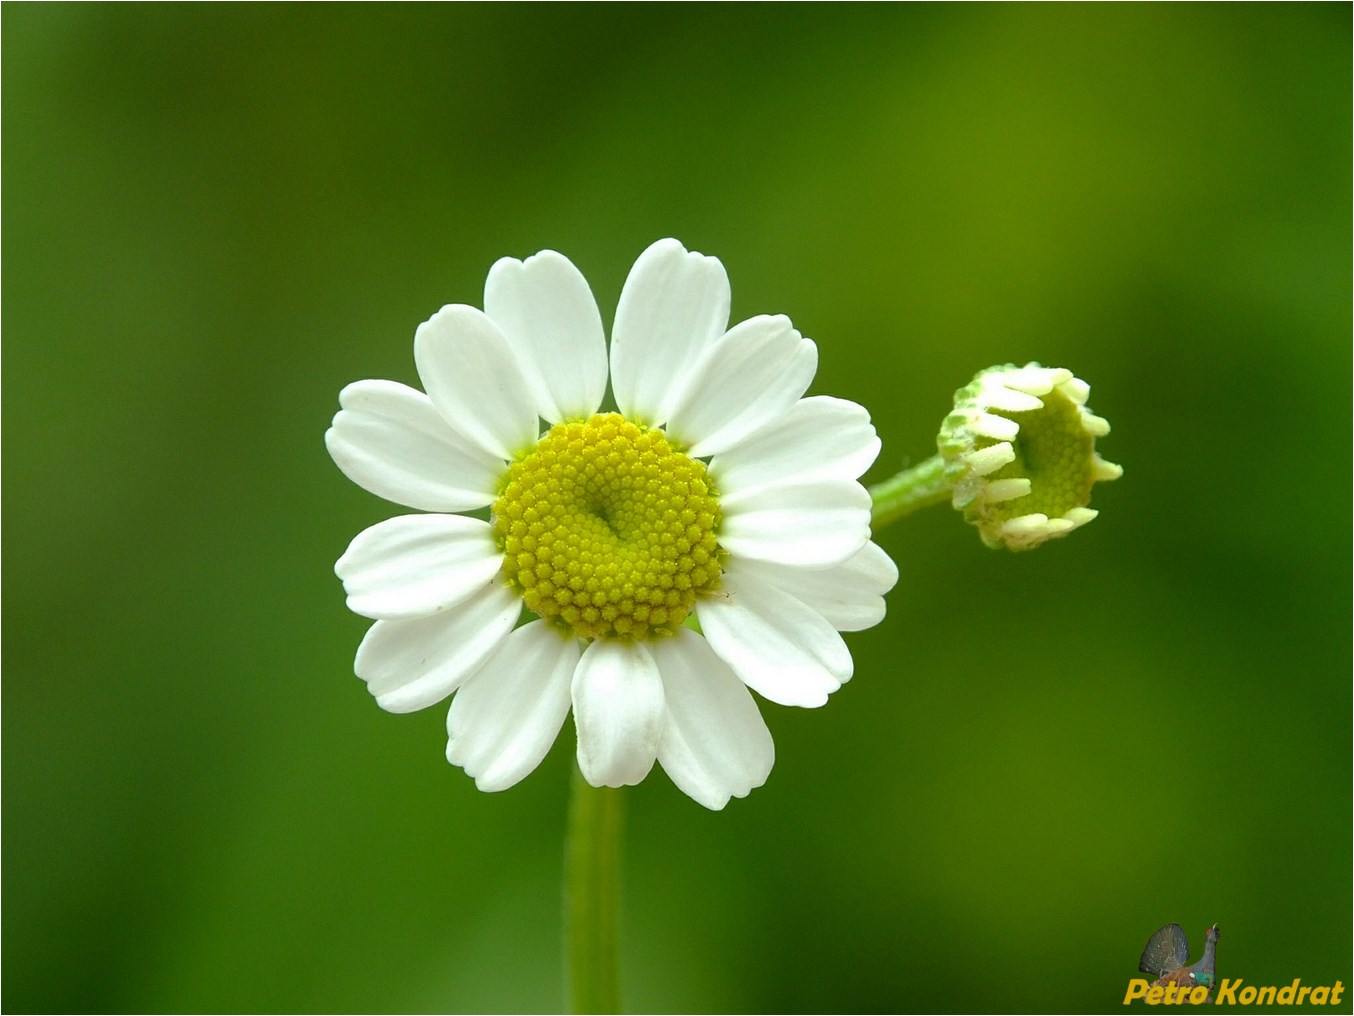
[
  {"xmin": 565, "ymin": 765, "xmax": 623, "ymax": 1014},
  {"xmin": 868, "ymin": 453, "xmax": 951, "ymax": 528}
]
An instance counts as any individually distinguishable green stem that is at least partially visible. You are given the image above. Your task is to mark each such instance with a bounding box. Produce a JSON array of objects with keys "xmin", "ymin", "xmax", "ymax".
[
  {"xmin": 565, "ymin": 765, "xmax": 623, "ymax": 1014},
  {"xmin": 868, "ymin": 453, "xmax": 951, "ymax": 529}
]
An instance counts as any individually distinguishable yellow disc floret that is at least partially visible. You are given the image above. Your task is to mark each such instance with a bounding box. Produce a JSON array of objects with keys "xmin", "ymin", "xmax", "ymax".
[{"xmin": 493, "ymin": 413, "xmax": 723, "ymax": 641}]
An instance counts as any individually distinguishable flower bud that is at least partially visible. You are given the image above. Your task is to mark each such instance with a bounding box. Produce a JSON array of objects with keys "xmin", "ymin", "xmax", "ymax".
[{"xmin": 938, "ymin": 364, "xmax": 1121, "ymax": 551}]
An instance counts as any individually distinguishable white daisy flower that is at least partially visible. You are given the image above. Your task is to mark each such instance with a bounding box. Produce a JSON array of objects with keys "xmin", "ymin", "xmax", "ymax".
[{"xmin": 326, "ymin": 239, "xmax": 897, "ymax": 809}]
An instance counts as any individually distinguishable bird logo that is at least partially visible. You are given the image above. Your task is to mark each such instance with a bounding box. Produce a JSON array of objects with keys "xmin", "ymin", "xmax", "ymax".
[{"xmin": 1138, "ymin": 923, "xmax": 1220, "ymax": 1002}]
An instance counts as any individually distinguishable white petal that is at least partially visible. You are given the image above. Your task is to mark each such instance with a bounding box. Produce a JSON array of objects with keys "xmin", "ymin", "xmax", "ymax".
[
  {"xmin": 413, "ymin": 304, "xmax": 539, "ymax": 460},
  {"xmin": 484, "ymin": 250, "xmax": 607, "ymax": 423},
  {"xmin": 1003, "ymin": 365, "xmax": 1071, "ymax": 395},
  {"xmin": 734, "ymin": 541, "xmax": 898, "ymax": 632},
  {"xmin": 325, "ymin": 380, "xmax": 504, "ymax": 512},
  {"xmin": 967, "ymin": 442, "xmax": 1016, "ymax": 476},
  {"xmin": 709, "ymin": 395, "xmax": 880, "ymax": 495},
  {"xmin": 336, "ymin": 514, "xmax": 504, "ymax": 620},
  {"xmin": 696, "ymin": 568, "xmax": 852, "ymax": 708},
  {"xmin": 571, "ymin": 639, "xmax": 664, "ymax": 788},
  {"xmin": 981, "ymin": 478, "xmax": 1032, "ymax": 503},
  {"xmin": 972, "ymin": 412, "xmax": 1020, "ymax": 442},
  {"xmin": 609, "ymin": 239, "xmax": 730, "ymax": 425},
  {"xmin": 719, "ymin": 477, "xmax": 871, "ymax": 567},
  {"xmin": 354, "ymin": 582, "xmax": 521, "ymax": 714},
  {"xmin": 1092, "ymin": 455, "xmax": 1124, "ymax": 481},
  {"xmin": 446, "ymin": 620, "xmax": 580, "ymax": 792},
  {"xmin": 664, "ymin": 315, "xmax": 818, "ymax": 458},
  {"xmin": 653, "ymin": 629, "xmax": 774, "ymax": 810},
  {"xmin": 984, "ymin": 387, "xmax": 1043, "ymax": 413},
  {"xmin": 1082, "ymin": 413, "xmax": 1111, "ymax": 437},
  {"xmin": 1060, "ymin": 377, "xmax": 1091, "ymax": 405},
  {"xmin": 1001, "ymin": 513, "xmax": 1067, "ymax": 538}
]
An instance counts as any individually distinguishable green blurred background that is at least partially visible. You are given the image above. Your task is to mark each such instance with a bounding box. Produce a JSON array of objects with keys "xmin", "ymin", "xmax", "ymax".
[{"xmin": 5, "ymin": 5, "xmax": 1349, "ymax": 1013}]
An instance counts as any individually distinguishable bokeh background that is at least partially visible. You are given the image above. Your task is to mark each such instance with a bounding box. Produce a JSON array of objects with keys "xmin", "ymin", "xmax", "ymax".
[{"xmin": 5, "ymin": 5, "xmax": 1349, "ymax": 1013}]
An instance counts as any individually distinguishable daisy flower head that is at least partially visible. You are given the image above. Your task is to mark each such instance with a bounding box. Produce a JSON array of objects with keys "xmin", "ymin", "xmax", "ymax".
[{"xmin": 326, "ymin": 239, "xmax": 896, "ymax": 809}]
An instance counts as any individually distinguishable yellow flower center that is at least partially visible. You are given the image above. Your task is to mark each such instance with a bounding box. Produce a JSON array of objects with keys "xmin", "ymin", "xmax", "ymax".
[{"xmin": 493, "ymin": 413, "xmax": 723, "ymax": 641}]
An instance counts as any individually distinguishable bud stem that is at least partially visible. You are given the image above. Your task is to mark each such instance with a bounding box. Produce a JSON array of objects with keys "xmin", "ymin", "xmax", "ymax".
[{"xmin": 868, "ymin": 454, "xmax": 951, "ymax": 528}]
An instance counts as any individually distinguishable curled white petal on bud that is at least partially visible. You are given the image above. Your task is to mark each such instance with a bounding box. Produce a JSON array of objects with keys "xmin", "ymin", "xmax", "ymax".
[
  {"xmin": 1060, "ymin": 377, "xmax": 1091, "ymax": 405},
  {"xmin": 968, "ymin": 442, "xmax": 1016, "ymax": 477},
  {"xmin": 984, "ymin": 386, "xmax": 1044, "ymax": 413},
  {"xmin": 973, "ymin": 413, "xmax": 1020, "ymax": 442},
  {"xmin": 1001, "ymin": 366, "xmax": 1071, "ymax": 396},
  {"xmin": 1082, "ymin": 413, "xmax": 1111, "ymax": 437},
  {"xmin": 1092, "ymin": 455, "xmax": 1124, "ymax": 482},
  {"xmin": 982, "ymin": 478, "xmax": 1033, "ymax": 503},
  {"xmin": 1002, "ymin": 513, "xmax": 1051, "ymax": 536}
]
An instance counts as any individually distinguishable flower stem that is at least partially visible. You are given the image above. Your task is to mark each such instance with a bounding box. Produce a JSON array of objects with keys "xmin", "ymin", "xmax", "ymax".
[
  {"xmin": 868, "ymin": 453, "xmax": 951, "ymax": 529},
  {"xmin": 565, "ymin": 764, "xmax": 623, "ymax": 1014}
]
